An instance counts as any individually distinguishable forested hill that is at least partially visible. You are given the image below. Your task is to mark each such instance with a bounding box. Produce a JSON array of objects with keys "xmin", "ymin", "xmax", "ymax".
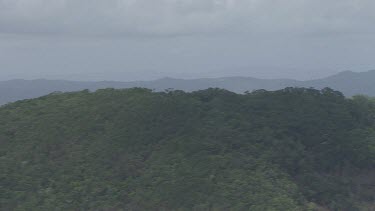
[
  {"xmin": 0, "ymin": 88, "xmax": 374, "ymax": 210},
  {"xmin": 1, "ymin": 70, "xmax": 375, "ymax": 105}
]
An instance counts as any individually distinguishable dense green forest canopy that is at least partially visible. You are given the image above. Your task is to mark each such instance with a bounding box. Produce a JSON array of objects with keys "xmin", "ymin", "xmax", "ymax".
[{"xmin": 0, "ymin": 87, "xmax": 374, "ymax": 210}]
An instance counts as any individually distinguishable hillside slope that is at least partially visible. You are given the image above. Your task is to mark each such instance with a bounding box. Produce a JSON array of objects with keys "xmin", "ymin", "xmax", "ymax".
[
  {"xmin": 0, "ymin": 88, "xmax": 374, "ymax": 210},
  {"xmin": 299, "ymin": 70, "xmax": 375, "ymax": 96}
]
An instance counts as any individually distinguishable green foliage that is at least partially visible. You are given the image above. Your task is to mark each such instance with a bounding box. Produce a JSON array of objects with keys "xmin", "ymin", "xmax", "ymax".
[{"xmin": 0, "ymin": 87, "xmax": 374, "ymax": 210}]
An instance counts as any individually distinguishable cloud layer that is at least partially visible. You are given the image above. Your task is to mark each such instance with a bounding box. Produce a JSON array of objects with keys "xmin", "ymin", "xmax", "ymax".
[{"xmin": 1, "ymin": 0, "xmax": 374, "ymax": 36}]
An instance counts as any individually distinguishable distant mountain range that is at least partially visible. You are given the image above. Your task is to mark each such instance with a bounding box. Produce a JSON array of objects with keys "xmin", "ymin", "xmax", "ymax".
[{"xmin": 1, "ymin": 70, "xmax": 375, "ymax": 105}]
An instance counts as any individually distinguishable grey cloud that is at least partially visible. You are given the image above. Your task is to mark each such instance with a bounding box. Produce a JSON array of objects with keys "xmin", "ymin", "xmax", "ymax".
[
  {"xmin": 0, "ymin": 0, "xmax": 237, "ymax": 35},
  {"xmin": 1, "ymin": 0, "xmax": 375, "ymax": 82},
  {"xmin": 0, "ymin": 0, "xmax": 375, "ymax": 36}
]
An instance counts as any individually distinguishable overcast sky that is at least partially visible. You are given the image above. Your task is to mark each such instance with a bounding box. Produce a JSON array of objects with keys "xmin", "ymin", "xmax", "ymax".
[{"xmin": 1, "ymin": 0, "xmax": 375, "ymax": 81}]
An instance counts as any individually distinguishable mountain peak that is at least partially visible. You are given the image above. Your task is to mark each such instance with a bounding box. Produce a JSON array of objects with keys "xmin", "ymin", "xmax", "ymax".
[{"xmin": 339, "ymin": 70, "xmax": 354, "ymax": 74}]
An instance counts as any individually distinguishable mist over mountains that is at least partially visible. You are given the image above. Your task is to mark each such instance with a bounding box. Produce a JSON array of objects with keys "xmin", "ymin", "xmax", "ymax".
[{"xmin": 1, "ymin": 70, "xmax": 374, "ymax": 105}]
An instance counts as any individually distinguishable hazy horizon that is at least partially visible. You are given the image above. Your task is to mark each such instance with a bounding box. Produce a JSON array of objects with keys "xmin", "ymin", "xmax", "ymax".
[{"xmin": 1, "ymin": 69, "xmax": 374, "ymax": 83}]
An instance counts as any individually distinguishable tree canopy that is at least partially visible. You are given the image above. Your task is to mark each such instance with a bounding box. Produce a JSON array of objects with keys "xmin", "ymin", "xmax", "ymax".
[{"xmin": 0, "ymin": 87, "xmax": 374, "ymax": 210}]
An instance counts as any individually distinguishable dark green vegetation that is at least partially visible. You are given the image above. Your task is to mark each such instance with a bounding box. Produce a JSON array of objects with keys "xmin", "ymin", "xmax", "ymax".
[{"xmin": 0, "ymin": 87, "xmax": 374, "ymax": 210}]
